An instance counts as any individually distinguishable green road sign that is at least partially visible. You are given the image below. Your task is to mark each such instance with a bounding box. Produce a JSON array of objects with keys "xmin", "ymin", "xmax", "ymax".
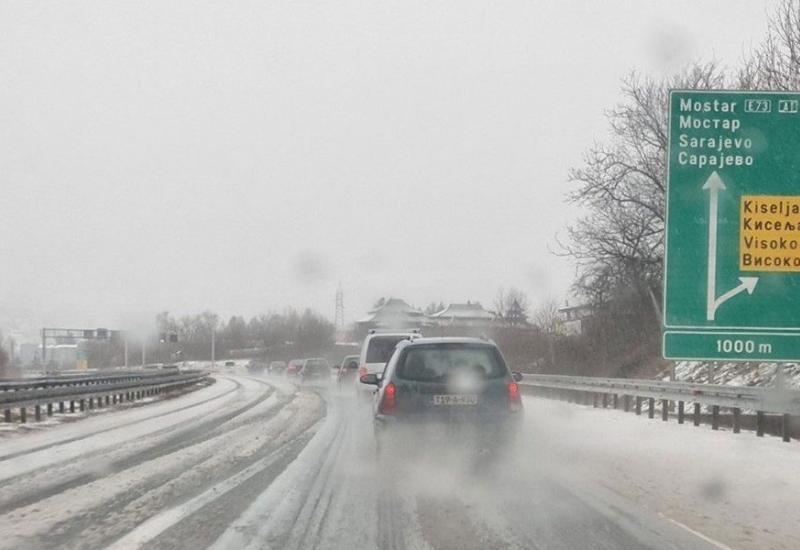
[
  {"xmin": 664, "ymin": 331, "xmax": 800, "ymax": 362},
  {"xmin": 664, "ymin": 90, "xmax": 800, "ymax": 360}
]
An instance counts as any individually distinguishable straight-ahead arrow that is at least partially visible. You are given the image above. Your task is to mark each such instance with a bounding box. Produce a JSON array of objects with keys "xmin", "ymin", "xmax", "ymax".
[
  {"xmin": 702, "ymin": 171, "xmax": 759, "ymax": 321},
  {"xmin": 704, "ymin": 171, "xmax": 726, "ymax": 321}
]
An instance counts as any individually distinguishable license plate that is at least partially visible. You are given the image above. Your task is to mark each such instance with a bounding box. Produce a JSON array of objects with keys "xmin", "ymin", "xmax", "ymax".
[{"xmin": 432, "ymin": 394, "xmax": 478, "ymax": 406}]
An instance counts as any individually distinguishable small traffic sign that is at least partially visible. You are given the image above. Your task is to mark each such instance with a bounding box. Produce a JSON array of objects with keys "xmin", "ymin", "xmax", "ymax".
[{"xmin": 664, "ymin": 90, "xmax": 800, "ymax": 360}]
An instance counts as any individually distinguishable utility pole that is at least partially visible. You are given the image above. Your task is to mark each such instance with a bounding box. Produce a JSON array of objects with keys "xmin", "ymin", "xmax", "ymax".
[
  {"xmin": 335, "ymin": 283, "xmax": 344, "ymax": 332},
  {"xmin": 211, "ymin": 330, "xmax": 216, "ymax": 368},
  {"xmin": 124, "ymin": 338, "xmax": 129, "ymax": 369}
]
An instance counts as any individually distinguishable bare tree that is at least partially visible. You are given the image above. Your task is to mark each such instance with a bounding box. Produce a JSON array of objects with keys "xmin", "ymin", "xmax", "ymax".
[
  {"xmin": 559, "ymin": 63, "xmax": 726, "ymax": 305},
  {"xmin": 155, "ymin": 311, "xmax": 178, "ymax": 336},
  {"xmin": 531, "ymin": 299, "xmax": 562, "ymax": 334},
  {"xmin": 494, "ymin": 287, "xmax": 530, "ymax": 326},
  {"xmin": 739, "ymin": 0, "xmax": 800, "ymax": 90}
]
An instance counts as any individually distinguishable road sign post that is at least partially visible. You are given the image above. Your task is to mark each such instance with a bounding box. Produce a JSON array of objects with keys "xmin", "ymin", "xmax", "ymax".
[{"xmin": 664, "ymin": 90, "xmax": 800, "ymax": 361}]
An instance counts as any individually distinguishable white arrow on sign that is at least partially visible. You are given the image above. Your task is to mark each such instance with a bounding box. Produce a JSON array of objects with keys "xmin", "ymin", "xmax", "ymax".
[
  {"xmin": 703, "ymin": 171, "xmax": 758, "ymax": 321},
  {"xmin": 713, "ymin": 276, "xmax": 758, "ymax": 313}
]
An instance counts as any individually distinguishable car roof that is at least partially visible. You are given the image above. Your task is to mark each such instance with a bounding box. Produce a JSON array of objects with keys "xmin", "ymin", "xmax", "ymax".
[
  {"xmin": 366, "ymin": 331, "xmax": 419, "ymax": 339},
  {"xmin": 400, "ymin": 336, "xmax": 496, "ymax": 347}
]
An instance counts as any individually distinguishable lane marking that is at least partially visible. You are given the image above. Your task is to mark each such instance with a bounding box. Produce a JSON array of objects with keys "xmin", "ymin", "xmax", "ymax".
[
  {"xmin": 660, "ymin": 514, "xmax": 733, "ymax": 550},
  {"xmin": 105, "ymin": 408, "xmax": 319, "ymax": 550},
  {"xmin": 105, "ymin": 440, "xmax": 292, "ymax": 549}
]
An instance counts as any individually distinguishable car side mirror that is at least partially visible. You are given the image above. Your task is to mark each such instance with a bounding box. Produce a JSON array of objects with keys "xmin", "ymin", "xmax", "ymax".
[
  {"xmin": 512, "ymin": 372, "xmax": 523, "ymax": 382},
  {"xmin": 360, "ymin": 373, "xmax": 381, "ymax": 386}
]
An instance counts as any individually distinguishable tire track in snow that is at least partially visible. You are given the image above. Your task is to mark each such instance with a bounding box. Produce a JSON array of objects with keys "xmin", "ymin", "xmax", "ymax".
[
  {"xmin": 283, "ymin": 411, "xmax": 348, "ymax": 550},
  {"xmin": 209, "ymin": 388, "xmax": 432, "ymax": 550},
  {"xmin": 0, "ymin": 378, "xmax": 277, "ymax": 514},
  {"xmin": 0, "ymin": 379, "xmax": 314, "ymax": 550},
  {"xmin": 0, "ymin": 376, "xmax": 242, "ymax": 486},
  {"xmin": 0, "ymin": 378, "xmax": 227, "ymax": 462},
  {"xmin": 378, "ymin": 482, "xmax": 407, "ymax": 550},
  {"xmin": 208, "ymin": 391, "xmax": 348, "ymax": 550},
  {"xmin": 103, "ymin": 397, "xmax": 324, "ymax": 550},
  {"xmin": 14, "ymin": 391, "xmax": 295, "ymax": 549}
]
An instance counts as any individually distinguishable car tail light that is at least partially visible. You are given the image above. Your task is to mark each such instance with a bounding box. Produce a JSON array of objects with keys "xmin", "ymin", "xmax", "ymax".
[
  {"xmin": 508, "ymin": 382, "xmax": 522, "ymax": 412},
  {"xmin": 380, "ymin": 382, "xmax": 397, "ymax": 414},
  {"xmin": 358, "ymin": 365, "xmax": 367, "ymax": 380}
]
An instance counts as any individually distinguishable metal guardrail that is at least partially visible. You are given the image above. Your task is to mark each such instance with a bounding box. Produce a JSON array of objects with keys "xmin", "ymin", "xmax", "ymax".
[
  {"xmin": 1, "ymin": 370, "xmax": 181, "ymax": 391},
  {"xmin": 519, "ymin": 373, "xmax": 800, "ymax": 442},
  {"xmin": 1, "ymin": 369, "xmax": 209, "ymax": 423}
]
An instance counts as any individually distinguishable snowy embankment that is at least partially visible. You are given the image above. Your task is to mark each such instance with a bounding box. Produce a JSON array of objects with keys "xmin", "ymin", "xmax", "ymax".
[
  {"xmin": 664, "ymin": 361, "xmax": 800, "ymax": 388},
  {"xmin": 524, "ymin": 396, "xmax": 800, "ymax": 550}
]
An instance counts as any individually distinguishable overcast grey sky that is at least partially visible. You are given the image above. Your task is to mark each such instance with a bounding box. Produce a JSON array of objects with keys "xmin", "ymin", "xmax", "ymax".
[{"xmin": 0, "ymin": 1, "xmax": 770, "ymax": 338}]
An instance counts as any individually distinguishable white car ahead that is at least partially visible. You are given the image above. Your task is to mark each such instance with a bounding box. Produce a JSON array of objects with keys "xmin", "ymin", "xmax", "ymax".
[{"xmin": 354, "ymin": 329, "xmax": 421, "ymax": 399}]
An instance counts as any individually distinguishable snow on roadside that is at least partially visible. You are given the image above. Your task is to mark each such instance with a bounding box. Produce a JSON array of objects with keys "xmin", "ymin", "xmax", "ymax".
[
  {"xmin": 0, "ymin": 377, "xmax": 221, "ymax": 444},
  {"xmin": 0, "ymin": 388, "xmax": 306, "ymax": 550},
  {"xmin": 0, "ymin": 377, "xmax": 238, "ymax": 467},
  {"xmin": 666, "ymin": 361, "xmax": 800, "ymax": 388},
  {"xmin": 522, "ymin": 395, "xmax": 800, "ymax": 550}
]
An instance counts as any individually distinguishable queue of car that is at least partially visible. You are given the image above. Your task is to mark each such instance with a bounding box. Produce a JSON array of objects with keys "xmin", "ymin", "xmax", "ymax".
[
  {"xmin": 336, "ymin": 354, "xmax": 360, "ymax": 387},
  {"xmin": 285, "ymin": 359, "xmax": 305, "ymax": 379},
  {"xmin": 229, "ymin": 327, "xmax": 523, "ymax": 459}
]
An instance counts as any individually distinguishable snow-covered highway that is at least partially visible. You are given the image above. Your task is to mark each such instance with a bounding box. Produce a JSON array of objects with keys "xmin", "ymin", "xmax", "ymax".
[{"xmin": 0, "ymin": 374, "xmax": 795, "ymax": 550}]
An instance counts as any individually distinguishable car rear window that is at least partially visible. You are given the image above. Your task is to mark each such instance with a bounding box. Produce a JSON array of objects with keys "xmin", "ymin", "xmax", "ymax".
[
  {"xmin": 395, "ymin": 344, "xmax": 507, "ymax": 382},
  {"xmin": 366, "ymin": 336, "xmax": 409, "ymax": 363},
  {"xmin": 304, "ymin": 359, "xmax": 328, "ymax": 369}
]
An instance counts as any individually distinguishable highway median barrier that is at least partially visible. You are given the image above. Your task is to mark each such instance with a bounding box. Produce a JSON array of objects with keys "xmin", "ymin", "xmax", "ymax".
[{"xmin": 1, "ymin": 369, "xmax": 210, "ymax": 425}]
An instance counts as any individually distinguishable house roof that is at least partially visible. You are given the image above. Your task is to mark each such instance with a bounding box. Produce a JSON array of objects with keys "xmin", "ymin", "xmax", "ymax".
[
  {"xmin": 430, "ymin": 302, "xmax": 494, "ymax": 320},
  {"xmin": 357, "ymin": 297, "xmax": 425, "ymax": 324},
  {"xmin": 366, "ymin": 297, "xmax": 423, "ymax": 315}
]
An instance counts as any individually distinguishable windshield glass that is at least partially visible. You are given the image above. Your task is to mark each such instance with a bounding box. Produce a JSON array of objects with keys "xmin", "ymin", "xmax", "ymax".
[
  {"xmin": 366, "ymin": 336, "xmax": 408, "ymax": 363},
  {"xmin": 3, "ymin": 3, "xmax": 799, "ymax": 550},
  {"xmin": 397, "ymin": 345, "xmax": 506, "ymax": 382}
]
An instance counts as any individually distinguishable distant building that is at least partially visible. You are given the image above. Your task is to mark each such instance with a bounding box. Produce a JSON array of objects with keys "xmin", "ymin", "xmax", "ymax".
[
  {"xmin": 558, "ymin": 303, "xmax": 593, "ymax": 335},
  {"xmin": 429, "ymin": 302, "xmax": 495, "ymax": 332},
  {"xmin": 355, "ymin": 298, "xmax": 427, "ymax": 336}
]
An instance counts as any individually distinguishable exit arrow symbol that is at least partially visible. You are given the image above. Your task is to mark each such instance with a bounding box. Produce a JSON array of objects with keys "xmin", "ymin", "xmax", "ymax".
[
  {"xmin": 703, "ymin": 171, "xmax": 759, "ymax": 321},
  {"xmin": 713, "ymin": 276, "xmax": 758, "ymax": 313}
]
